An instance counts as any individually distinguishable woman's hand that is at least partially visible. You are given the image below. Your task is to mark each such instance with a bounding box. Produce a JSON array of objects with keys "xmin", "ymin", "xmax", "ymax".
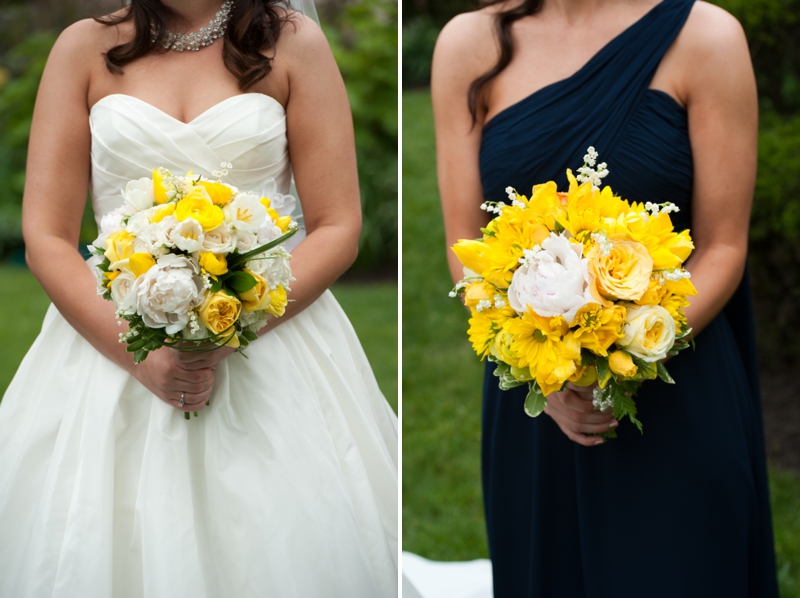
[
  {"xmin": 170, "ymin": 345, "xmax": 236, "ymax": 371},
  {"xmin": 133, "ymin": 348, "xmax": 216, "ymax": 414},
  {"xmin": 544, "ymin": 383, "xmax": 617, "ymax": 447}
]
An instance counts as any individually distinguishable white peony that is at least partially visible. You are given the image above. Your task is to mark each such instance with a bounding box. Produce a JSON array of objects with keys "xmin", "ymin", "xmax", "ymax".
[
  {"xmin": 171, "ymin": 218, "xmax": 205, "ymax": 253},
  {"xmin": 110, "ymin": 270, "xmax": 136, "ymax": 311},
  {"xmin": 246, "ymin": 248, "xmax": 293, "ymax": 290},
  {"xmin": 128, "ymin": 254, "xmax": 204, "ymax": 334},
  {"xmin": 618, "ymin": 304, "xmax": 676, "ymax": 362},
  {"xmin": 507, "ymin": 233, "xmax": 594, "ymax": 324},
  {"xmin": 122, "ymin": 178, "xmax": 155, "ymax": 213},
  {"xmin": 227, "ymin": 192, "xmax": 267, "ymax": 232},
  {"xmin": 134, "ymin": 223, "xmax": 171, "ymax": 257},
  {"xmin": 125, "ymin": 211, "xmax": 152, "ymax": 235},
  {"xmin": 202, "ymin": 223, "xmax": 237, "ymax": 254}
]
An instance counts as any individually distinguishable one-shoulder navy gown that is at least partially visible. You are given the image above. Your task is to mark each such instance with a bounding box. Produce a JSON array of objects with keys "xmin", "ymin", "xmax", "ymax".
[{"xmin": 478, "ymin": 1, "xmax": 779, "ymax": 596}]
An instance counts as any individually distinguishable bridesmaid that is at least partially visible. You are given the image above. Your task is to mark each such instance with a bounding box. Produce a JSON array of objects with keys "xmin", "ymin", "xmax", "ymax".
[{"xmin": 432, "ymin": 0, "xmax": 778, "ymax": 596}]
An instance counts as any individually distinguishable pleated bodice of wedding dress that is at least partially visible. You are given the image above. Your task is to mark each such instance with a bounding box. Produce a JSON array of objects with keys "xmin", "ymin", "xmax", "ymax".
[{"xmin": 0, "ymin": 93, "xmax": 398, "ymax": 598}]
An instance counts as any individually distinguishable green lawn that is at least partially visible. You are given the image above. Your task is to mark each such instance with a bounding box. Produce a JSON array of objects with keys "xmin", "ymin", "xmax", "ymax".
[
  {"xmin": 401, "ymin": 88, "xmax": 800, "ymax": 596},
  {"xmin": 0, "ymin": 265, "xmax": 397, "ymax": 413}
]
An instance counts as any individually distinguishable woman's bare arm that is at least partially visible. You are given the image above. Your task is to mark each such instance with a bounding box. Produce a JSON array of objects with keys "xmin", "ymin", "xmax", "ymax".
[{"xmin": 24, "ymin": 21, "xmax": 215, "ymax": 411}]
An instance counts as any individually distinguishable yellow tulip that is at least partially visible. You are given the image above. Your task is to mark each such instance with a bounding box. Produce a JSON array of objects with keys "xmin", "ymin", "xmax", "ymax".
[
  {"xmin": 129, "ymin": 252, "xmax": 156, "ymax": 278},
  {"xmin": 152, "ymin": 168, "xmax": 170, "ymax": 205}
]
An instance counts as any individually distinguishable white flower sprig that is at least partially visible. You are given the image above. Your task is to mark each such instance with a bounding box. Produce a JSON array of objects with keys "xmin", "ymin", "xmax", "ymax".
[{"xmin": 576, "ymin": 146, "xmax": 609, "ymax": 190}]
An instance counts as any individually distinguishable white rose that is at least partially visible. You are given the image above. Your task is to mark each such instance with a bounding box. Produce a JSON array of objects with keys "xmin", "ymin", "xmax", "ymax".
[
  {"xmin": 227, "ymin": 192, "xmax": 267, "ymax": 232},
  {"xmin": 129, "ymin": 254, "xmax": 204, "ymax": 334},
  {"xmin": 202, "ymin": 223, "xmax": 237, "ymax": 254},
  {"xmin": 246, "ymin": 248, "xmax": 293, "ymax": 290},
  {"xmin": 507, "ymin": 233, "xmax": 594, "ymax": 324},
  {"xmin": 235, "ymin": 230, "xmax": 259, "ymax": 253},
  {"xmin": 618, "ymin": 304, "xmax": 676, "ymax": 362},
  {"xmin": 171, "ymin": 218, "xmax": 205, "ymax": 253},
  {"xmin": 110, "ymin": 270, "xmax": 136, "ymax": 311},
  {"xmin": 122, "ymin": 178, "xmax": 155, "ymax": 212}
]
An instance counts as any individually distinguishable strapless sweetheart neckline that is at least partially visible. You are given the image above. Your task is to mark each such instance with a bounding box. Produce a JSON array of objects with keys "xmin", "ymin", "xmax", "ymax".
[{"xmin": 90, "ymin": 92, "xmax": 285, "ymax": 126}]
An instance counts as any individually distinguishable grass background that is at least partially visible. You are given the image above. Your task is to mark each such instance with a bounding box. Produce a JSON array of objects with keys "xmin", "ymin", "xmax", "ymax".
[
  {"xmin": 401, "ymin": 88, "xmax": 800, "ymax": 595},
  {"xmin": 0, "ymin": 267, "xmax": 398, "ymax": 414}
]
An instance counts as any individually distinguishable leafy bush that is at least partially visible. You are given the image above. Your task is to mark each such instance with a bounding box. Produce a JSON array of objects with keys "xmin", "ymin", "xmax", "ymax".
[
  {"xmin": 402, "ymin": 16, "xmax": 439, "ymax": 87},
  {"xmin": 324, "ymin": 0, "xmax": 398, "ymax": 271},
  {"xmin": 750, "ymin": 113, "xmax": 800, "ymax": 363}
]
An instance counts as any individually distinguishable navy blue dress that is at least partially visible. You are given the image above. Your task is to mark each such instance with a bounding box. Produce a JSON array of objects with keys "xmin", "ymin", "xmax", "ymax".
[{"xmin": 478, "ymin": 1, "xmax": 779, "ymax": 596}]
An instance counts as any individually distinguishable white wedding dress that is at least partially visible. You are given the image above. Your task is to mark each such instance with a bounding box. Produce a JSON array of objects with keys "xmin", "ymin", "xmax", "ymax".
[{"xmin": 0, "ymin": 93, "xmax": 398, "ymax": 598}]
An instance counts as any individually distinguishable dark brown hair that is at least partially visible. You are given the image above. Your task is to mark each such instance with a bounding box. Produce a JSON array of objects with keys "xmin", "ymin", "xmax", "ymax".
[
  {"xmin": 468, "ymin": 0, "xmax": 544, "ymax": 122},
  {"xmin": 95, "ymin": 0, "xmax": 294, "ymax": 90}
]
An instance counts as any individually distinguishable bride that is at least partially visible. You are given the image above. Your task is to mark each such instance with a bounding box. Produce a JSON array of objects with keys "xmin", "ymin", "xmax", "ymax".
[{"xmin": 0, "ymin": 1, "xmax": 398, "ymax": 596}]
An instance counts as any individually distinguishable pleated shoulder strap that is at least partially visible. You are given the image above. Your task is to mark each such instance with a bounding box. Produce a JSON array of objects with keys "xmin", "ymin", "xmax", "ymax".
[{"xmin": 480, "ymin": 0, "xmax": 696, "ymax": 193}]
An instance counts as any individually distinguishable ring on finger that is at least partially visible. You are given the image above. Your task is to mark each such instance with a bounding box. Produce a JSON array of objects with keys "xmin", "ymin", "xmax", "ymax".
[{"xmin": 179, "ymin": 392, "xmax": 185, "ymax": 407}]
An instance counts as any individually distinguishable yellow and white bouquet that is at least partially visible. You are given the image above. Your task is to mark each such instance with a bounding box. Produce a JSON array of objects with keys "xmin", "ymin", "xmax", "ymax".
[
  {"xmin": 90, "ymin": 162, "xmax": 297, "ymax": 367},
  {"xmin": 451, "ymin": 148, "xmax": 696, "ymax": 435}
]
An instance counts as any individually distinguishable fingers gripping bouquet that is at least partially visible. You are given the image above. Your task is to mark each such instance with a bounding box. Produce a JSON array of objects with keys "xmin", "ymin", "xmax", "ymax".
[
  {"xmin": 451, "ymin": 148, "xmax": 696, "ymax": 436},
  {"xmin": 90, "ymin": 162, "xmax": 297, "ymax": 368}
]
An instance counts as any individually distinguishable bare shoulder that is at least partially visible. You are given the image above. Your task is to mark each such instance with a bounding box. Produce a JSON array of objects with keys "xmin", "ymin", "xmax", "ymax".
[
  {"xmin": 47, "ymin": 15, "xmax": 131, "ymax": 87},
  {"xmin": 433, "ymin": 9, "xmax": 499, "ymax": 90},
  {"xmin": 274, "ymin": 12, "xmax": 331, "ymax": 66},
  {"xmin": 678, "ymin": 1, "xmax": 748, "ymax": 63}
]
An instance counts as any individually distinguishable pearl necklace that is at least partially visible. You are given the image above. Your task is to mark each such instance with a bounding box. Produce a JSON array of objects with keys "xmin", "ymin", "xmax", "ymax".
[{"xmin": 153, "ymin": 1, "xmax": 234, "ymax": 53}]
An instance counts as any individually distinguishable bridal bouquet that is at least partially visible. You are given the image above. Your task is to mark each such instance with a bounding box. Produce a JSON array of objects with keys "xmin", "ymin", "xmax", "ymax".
[
  {"xmin": 450, "ymin": 148, "xmax": 696, "ymax": 435},
  {"xmin": 90, "ymin": 163, "xmax": 297, "ymax": 366}
]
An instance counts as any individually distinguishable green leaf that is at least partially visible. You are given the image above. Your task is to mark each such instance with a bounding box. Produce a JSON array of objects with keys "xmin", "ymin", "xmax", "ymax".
[
  {"xmin": 209, "ymin": 277, "xmax": 223, "ymax": 294},
  {"xmin": 657, "ymin": 361, "xmax": 675, "ymax": 384},
  {"xmin": 523, "ymin": 383, "xmax": 547, "ymax": 418},
  {"xmin": 226, "ymin": 228, "xmax": 297, "ymax": 268},
  {"xmin": 241, "ymin": 329, "xmax": 258, "ymax": 341},
  {"xmin": 133, "ymin": 349, "xmax": 147, "ymax": 364},
  {"xmin": 226, "ymin": 271, "xmax": 258, "ymax": 294}
]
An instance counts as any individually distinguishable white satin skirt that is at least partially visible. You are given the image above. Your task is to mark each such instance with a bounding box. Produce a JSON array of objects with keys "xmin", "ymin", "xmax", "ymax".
[{"xmin": 0, "ymin": 290, "xmax": 398, "ymax": 598}]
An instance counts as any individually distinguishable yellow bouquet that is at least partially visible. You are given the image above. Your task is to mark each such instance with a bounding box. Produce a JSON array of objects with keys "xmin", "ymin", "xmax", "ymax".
[{"xmin": 451, "ymin": 148, "xmax": 695, "ymax": 435}]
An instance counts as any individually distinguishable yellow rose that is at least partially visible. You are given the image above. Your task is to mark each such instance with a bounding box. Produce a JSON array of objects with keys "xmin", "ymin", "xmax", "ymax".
[
  {"xmin": 150, "ymin": 203, "xmax": 176, "ymax": 224},
  {"xmin": 199, "ymin": 252, "xmax": 228, "ymax": 276},
  {"xmin": 175, "ymin": 189, "xmax": 224, "ymax": 231},
  {"xmin": 104, "ymin": 230, "xmax": 136, "ymax": 264},
  {"xmin": 128, "ymin": 252, "xmax": 156, "ymax": 278},
  {"xmin": 198, "ymin": 291, "xmax": 242, "ymax": 346},
  {"xmin": 619, "ymin": 304, "xmax": 676, "ymax": 362},
  {"xmin": 238, "ymin": 269, "xmax": 270, "ymax": 312},
  {"xmin": 199, "ymin": 181, "xmax": 234, "ymax": 206},
  {"xmin": 266, "ymin": 285, "xmax": 288, "ymax": 317},
  {"xmin": 588, "ymin": 238, "xmax": 653, "ymax": 301},
  {"xmin": 152, "ymin": 168, "xmax": 170, "ymax": 205},
  {"xmin": 608, "ymin": 350, "xmax": 638, "ymax": 378}
]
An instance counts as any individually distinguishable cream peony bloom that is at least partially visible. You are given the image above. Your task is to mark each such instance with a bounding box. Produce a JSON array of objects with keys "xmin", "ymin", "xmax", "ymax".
[
  {"xmin": 128, "ymin": 254, "xmax": 204, "ymax": 334},
  {"xmin": 618, "ymin": 304, "xmax": 676, "ymax": 362},
  {"xmin": 507, "ymin": 233, "xmax": 594, "ymax": 325}
]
